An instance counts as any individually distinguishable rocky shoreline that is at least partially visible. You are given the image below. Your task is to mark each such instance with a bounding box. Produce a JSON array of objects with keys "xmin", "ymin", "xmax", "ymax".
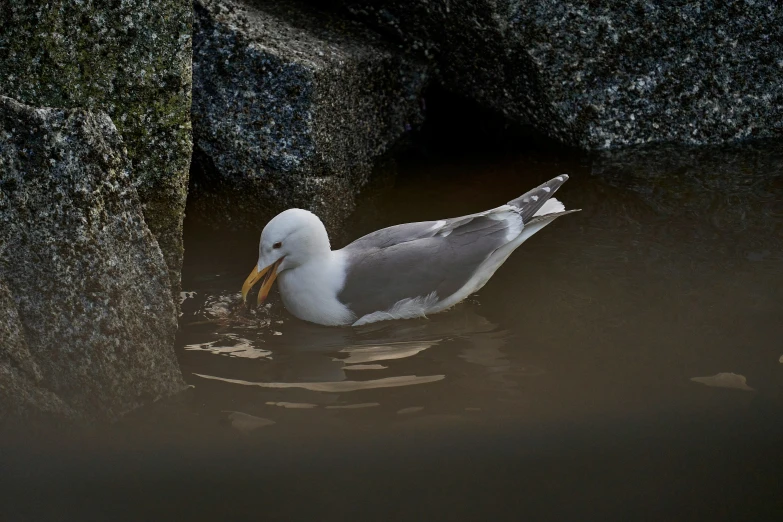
[{"xmin": 1, "ymin": 0, "xmax": 780, "ymax": 421}]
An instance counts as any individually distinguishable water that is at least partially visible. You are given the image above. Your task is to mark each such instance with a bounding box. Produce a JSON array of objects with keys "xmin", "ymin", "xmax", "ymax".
[
  {"xmin": 177, "ymin": 139, "xmax": 783, "ymax": 430},
  {"xmin": 3, "ymin": 136, "xmax": 783, "ymax": 520}
]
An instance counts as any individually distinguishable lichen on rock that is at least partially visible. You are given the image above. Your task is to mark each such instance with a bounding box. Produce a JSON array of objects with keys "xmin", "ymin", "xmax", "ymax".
[
  {"xmin": 0, "ymin": 96, "xmax": 185, "ymax": 421},
  {"xmin": 190, "ymin": 0, "xmax": 428, "ymax": 233},
  {"xmin": 0, "ymin": 0, "xmax": 193, "ymax": 298}
]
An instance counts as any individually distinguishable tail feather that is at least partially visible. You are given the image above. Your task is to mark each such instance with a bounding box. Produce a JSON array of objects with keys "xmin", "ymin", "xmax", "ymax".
[
  {"xmin": 507, "ymin": 174, "xmax": 570, "ymax": 222},
  {"xmin": 533, "ymin": 197, "xmax": 565, "ymax": 216},
  {"xmin": 524, "ymin": 208, "xmax": 581, "ymax": 227}
]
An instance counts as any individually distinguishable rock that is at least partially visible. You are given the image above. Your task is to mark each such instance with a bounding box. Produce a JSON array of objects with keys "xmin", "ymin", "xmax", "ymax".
[
  {"xmin": 191, "ymin": 0, "xmax": 428, "ymax": 233},
  {"xmin": 0, "ymin": 0, "xmax": 193, "ymax": 298},
  {"xmin": 0, "ymin": 278, "xmax": 75, "ymax": 421},
  {"xmin": 0, "ymin": 97, "xmax": 186, "ymax": 421},
  {"xmin": 340, "ymin": 0, "xmax": 783, "ymax": 150}
]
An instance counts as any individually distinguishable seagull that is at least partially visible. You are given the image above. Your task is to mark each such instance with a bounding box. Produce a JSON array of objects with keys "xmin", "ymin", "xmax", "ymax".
[{"xmin": 242, "ymin": 175, "xmax": 578, "ymax": 326}]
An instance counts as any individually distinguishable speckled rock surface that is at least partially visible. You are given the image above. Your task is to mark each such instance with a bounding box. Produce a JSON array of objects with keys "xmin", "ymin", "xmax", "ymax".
[
  {"xmin": 0, "ymin": 278, "xmax": 75, "ymax": 422},
  {"xmin": 340, "ymin": 0, "xmax": 783, "ymax": 150},
  {"xmin": 0, "ymin": 97, "xmax": 186, "ymax": 421},
  {"xmin": 0, "ymin": 0, "xmax": 193, "ymax": 298},
  {"xmin": 191, "ymin": 0, "xmax": 428, "ymax": 232}
]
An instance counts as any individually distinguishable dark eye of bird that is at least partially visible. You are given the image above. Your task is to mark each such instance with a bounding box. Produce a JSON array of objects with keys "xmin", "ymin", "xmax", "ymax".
[{"xmin": 273, "ymin": 242, "xmax": 282, "ymax": 249}]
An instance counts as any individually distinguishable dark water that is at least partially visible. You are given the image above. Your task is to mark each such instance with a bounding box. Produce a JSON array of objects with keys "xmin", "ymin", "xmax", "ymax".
[{"xmin": 3, "ymin": 137, "xmax": 783, "ymax": 521}]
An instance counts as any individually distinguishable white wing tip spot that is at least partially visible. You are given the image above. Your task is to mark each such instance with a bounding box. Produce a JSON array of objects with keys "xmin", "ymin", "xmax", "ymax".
[
  {"xmin": 542, "ymin": 187, "xmax": 551, "ymax": 192},
  {"xmin": 556, "ymin": 176, "xmax": 565, "ymax": 181}
]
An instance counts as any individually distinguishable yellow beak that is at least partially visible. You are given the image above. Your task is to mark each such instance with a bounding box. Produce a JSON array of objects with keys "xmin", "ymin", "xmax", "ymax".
[{"xmin": 241, "ymin": 259, "xmax": 282, "ymax": 307}]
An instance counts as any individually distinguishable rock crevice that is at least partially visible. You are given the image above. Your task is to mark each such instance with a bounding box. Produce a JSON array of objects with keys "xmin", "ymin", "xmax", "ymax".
[
  {"xmin": 191, "ymin": 0, "xmax": 428, "ymax": 231},
  {"xmin": 0, "ymin": 0, "xmax": 194, "ymax": 297},
  {"xmin": 340, "ymin": 0, "xmax": 783, "ymax": 150}
]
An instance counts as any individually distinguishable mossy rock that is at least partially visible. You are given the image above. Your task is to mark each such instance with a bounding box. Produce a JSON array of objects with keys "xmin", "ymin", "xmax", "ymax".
[{"xmin": 0, "ymin": 0, "xmax": 193, "ymax": 298}]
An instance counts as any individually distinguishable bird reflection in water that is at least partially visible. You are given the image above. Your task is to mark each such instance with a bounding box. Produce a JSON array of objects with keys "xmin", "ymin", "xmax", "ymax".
[{"xmin": 178, "ymin": 291, "xmax": 535, "ymax": 423}]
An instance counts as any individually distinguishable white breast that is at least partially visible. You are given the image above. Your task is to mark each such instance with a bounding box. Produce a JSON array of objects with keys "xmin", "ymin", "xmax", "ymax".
[{"xmin": 276, "ymin": 250, "xmax": 355, "ymax": 326}]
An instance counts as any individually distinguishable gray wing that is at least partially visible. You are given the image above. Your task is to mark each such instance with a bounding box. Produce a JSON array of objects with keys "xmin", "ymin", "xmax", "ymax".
[
  {"xmin": 337, "ymin": 174, "xmax": 573, "ymax": 318},
  {"xmin": 344, "ymin": 220, "xmax": 443, "ymax": 251},
  {"xmin": 338, "ymin": 209, "xmax": 519, "ymax": 318}
]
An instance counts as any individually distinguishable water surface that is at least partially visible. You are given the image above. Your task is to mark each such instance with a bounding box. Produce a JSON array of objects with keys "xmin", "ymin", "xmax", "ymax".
[
  {"xmin": 3, "ymin": 137, "xmax": 782, "ymax": 521},
  {"xmin": 178, "ymin": 139, "xmax": 783, "ymax": 431}
]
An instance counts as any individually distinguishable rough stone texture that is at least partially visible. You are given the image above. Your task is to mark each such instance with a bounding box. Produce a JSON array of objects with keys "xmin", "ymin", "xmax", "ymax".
[
  {"xmin": 339, "ymin": 0, "xmax": 783, "ymax": 150},
  {"xmin": 191, "ymin": 0, "xmax": 428, "ymax": 232},
  {"xmin": 0, "ymin": 279, "xmax": 75, "ymax": 422},
  {"xmin": 0, "ymin": 0, "xmax": 193, "ymax": 298},
  {"xmin": 0, "ymin": 97, "xmax": 186, "ymax": 421}
]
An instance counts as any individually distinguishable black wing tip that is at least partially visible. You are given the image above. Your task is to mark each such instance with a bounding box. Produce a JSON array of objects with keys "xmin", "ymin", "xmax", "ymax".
[
  {"xmin": 509, "ymin": 174, "xmax": 571, "ymax": 201},
  {"xmin": 544, "ymin": 174, "xmax": 570, "ymax": 188},
  {"xmin": 507, "ymin": 174, "xmax": 572, "ymax": 220}
]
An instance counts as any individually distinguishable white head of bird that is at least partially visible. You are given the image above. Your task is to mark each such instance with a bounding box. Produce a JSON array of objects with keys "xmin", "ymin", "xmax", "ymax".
[{"xmin": 242, "ymin": 208, "xmax": 330, "ymax": 306}]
